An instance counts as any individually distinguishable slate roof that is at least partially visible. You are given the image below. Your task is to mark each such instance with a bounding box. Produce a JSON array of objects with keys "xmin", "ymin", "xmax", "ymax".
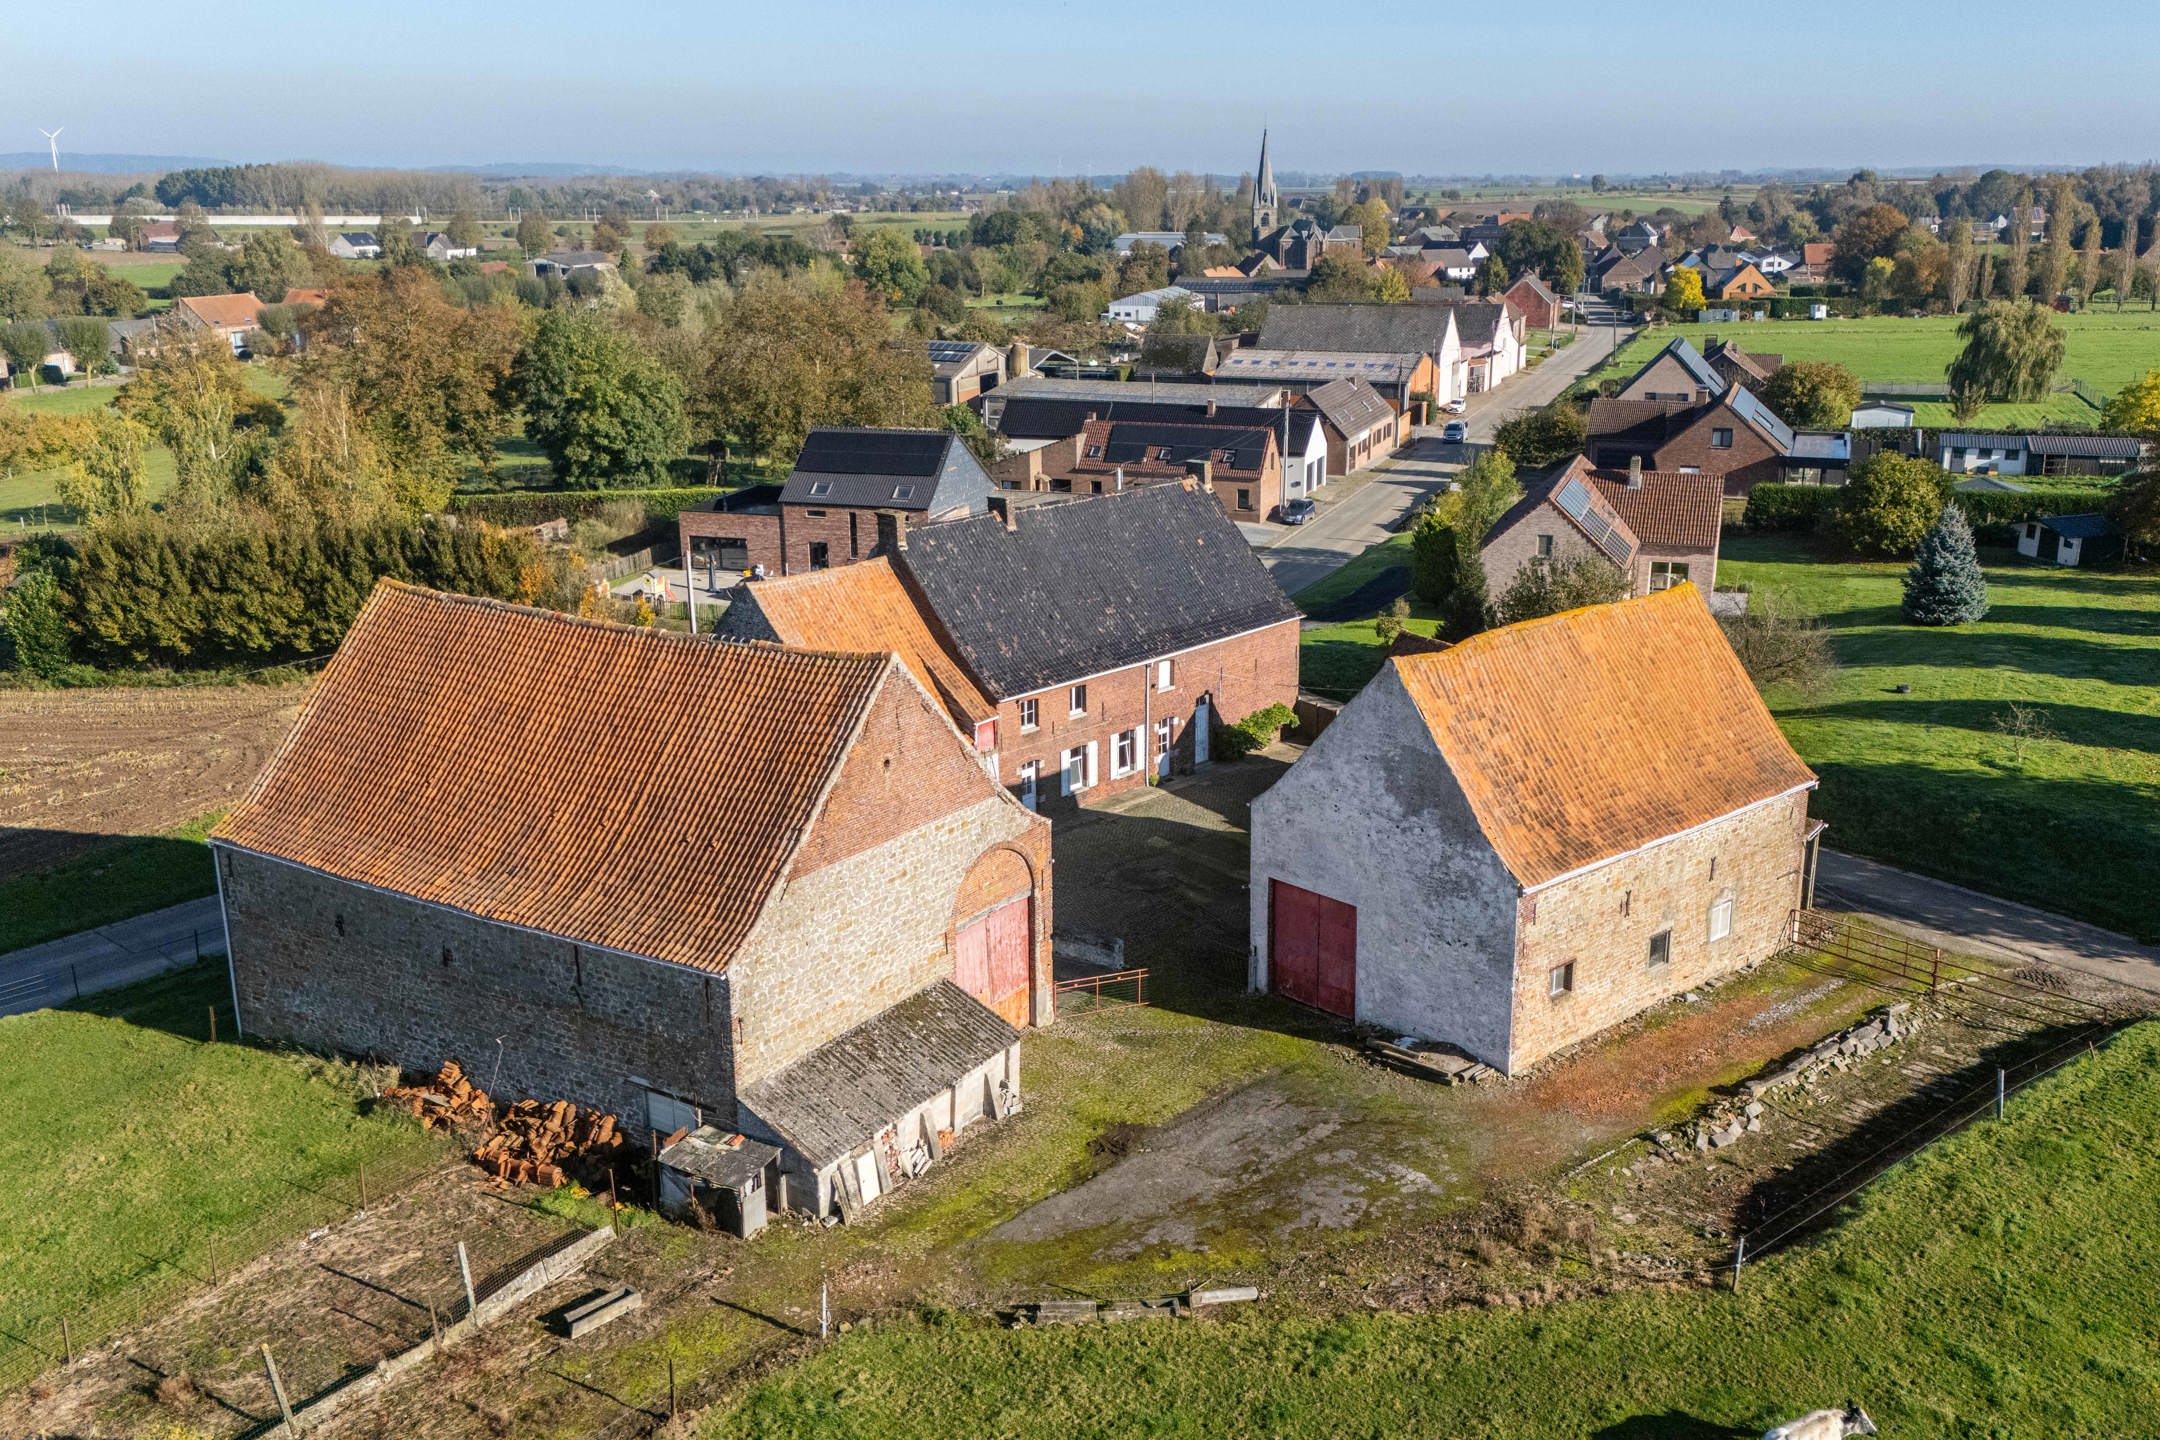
[
  {"xmin": 780, "ymin": 428, "xmax": 993, "ymax": 515},
  {"xmin": 2025, "ymin": 434, "xmax": 2145, "ymax": 460},
  {"xmin": 538, "ymin": 249, "xmax": 614, "ymax": 268},
  {"xmin": 2039, "ymin": 512, "xmax": 2115, "ymax": 538},
  {"xmin": 1628, "ymin": 337, "xmax": 1726, "ymax": 397},
  {"xmin": 1704, "ymin": 338, "xmax": 1782, "ymax": 385},
  {"xmin": 987, "ymin": 376, "xmax": 1283, "ymax": 408},
  {"xmin": 1218, "ymin": 349, "xmax": 1426, "ymax": 387},
  {"xmin": 727, "ymin": 557, "xmax": 996, "ymax": 729},
  {"xmin": 1434, "ymin": 300, "xmax": 1511, "ymax": 350},
  {"xmin": 740, "ymin": 980, "xmax": 1021, "ymax": 1168},
  {"xmin": 213, "ymin": 582, "xmax": 894, "ymax": 973},
  {"xmin": 1391, "ymin": 587, "xmax": 1816, "ymax": 890},
  {"xmin": 1303, "ymin": 378, "xmax": 1395, "ymax": 439},
  {"xmin": 1585, "ymin": 397, "xmax": 1693, "ymax": 450},
  {"xmin": 1257, "ymin": 303, "xmax": 1461, "ymax": 359},
  {"xmin": 1094, "ymin": 419, "xmax": 1274, "ymax": 475},
  {"xmin": 896, "ymin": 484, "xmax": 1301, "ymax": 698},
  {"xmin": 985, "ymin": 395, "xmax": 1317, "ymax": 456}
]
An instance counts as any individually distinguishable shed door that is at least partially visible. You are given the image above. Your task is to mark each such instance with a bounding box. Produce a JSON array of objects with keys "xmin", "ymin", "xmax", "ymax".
[
  {"xmin": 956, "ymin": 898, "xmax": 1032, "ymax": 1027},
  {"xmin": 1269, "ymin": 880, "xmax": 1356, "ymax": 1017}
]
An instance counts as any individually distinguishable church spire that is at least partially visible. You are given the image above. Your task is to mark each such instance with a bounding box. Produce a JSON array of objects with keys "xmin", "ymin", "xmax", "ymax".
[{"xmin": 1252, "ymin": 128, "xmax": 1279, "ymax": 242}]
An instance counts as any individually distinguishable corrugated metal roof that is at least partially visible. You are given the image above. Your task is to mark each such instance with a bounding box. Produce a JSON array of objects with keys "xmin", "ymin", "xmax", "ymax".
[
  {"xmin": 741, "ymin": 980, "xmax": 1020, "ymax": 1168},
  {"xmin": 1392, "ymin": 587, "xmax": 1816, "ymax": 889},
  {"xmin": 213, "ymin": 582, "xmax": 891, "ymax": 972}
]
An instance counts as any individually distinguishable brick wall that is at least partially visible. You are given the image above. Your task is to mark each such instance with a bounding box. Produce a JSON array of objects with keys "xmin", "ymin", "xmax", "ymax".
[
  {"xmin": 1481, "ymin": 497, "xmax": 1616, "ymax": 599},
  {"xmin": 1507, "ymin": 789, "xmax": 1813, "ymax": 1071},
  {"xmin": 994, "ymin": 619, "xmax": 1301, "ymax": 815},
  {"xmin": 1616, "ymin": 356, "xmax": 1714, "ymax": 404},
  {"xmin": 221, "ymin": 849, "xmax": 738, "ymax": 1137},
  {"xmin": 1651, "ymin": 409, "xmax": 1783, "ymax": 498},
  {"xmin": 680, "ymin": 506, "xmax": 785, "ymax": 578}
]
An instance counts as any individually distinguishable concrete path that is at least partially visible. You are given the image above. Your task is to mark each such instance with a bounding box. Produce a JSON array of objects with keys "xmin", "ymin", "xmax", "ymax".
[
  {"xmin": 1259, "ymin": 320, "xmax": 1634, "ymax": 598},
  {"xmin": 0, "ymin": 896, "xmax": 225, "ymax": 1017},
  {"xmin": 1816, "ymin": 849, "xmax": 2160, "ymax": 997}
]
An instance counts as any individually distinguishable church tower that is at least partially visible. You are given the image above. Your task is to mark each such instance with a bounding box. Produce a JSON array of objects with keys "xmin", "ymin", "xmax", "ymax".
[{"xmin": 1251, "ymin": 129, "xmax": 1279, "ymax": 242}]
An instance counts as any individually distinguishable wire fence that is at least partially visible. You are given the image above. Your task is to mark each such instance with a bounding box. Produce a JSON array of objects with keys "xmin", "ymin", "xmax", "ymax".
[
  {"xmin": 0, "ymin": 924, "xmax": 225, "ymax": 1019},
  {"xmin": 0, "ymin": 1144, "xmax": 451, "ymax": 1401}
]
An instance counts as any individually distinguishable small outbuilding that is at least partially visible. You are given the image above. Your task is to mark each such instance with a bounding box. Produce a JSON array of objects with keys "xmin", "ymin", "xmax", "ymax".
[
  {"xmin": 2016, "ymin": 512, "xmax": 2119, "ymax": 567},
  {"xmin": 1248, "ymin": 587, "xmax": 1821, "ymax": 1074}
]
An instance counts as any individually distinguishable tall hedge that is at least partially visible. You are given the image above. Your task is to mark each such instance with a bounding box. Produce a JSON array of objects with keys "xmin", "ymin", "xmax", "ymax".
[
  {"xmin": 1951, "ymin": 486, "xmax": 2115, "ymax": 545},
  {"xmin": 452, "ymin": 487, "xmax": 733, "ymax": 529},
  {"xmin": 1742, "ymin": 484, "xmax": 1845, "ymax": 532},
  {"xmin": 56, "ymin": 514, "xmax": 554, "ymax": 669}
]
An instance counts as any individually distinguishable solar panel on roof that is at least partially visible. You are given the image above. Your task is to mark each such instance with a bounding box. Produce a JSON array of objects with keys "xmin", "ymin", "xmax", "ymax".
[{"xmin": 1555, "ymin": 477, "xmax": 1592, "ymax": 520}]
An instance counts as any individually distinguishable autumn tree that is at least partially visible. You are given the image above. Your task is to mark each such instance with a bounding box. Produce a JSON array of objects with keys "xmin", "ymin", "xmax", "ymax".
[
  {"xmin": 1343, "ymin": 197, "xmax": 1392, "ymax": 257},
  {"xmin": 296, "ymin": 268, "xmax": 523, "ymax": 510},
  {"xmin": 854, "ymin": 229, "xmax": 931, "ymax": 305},
  {"xmin": 516, "ymin": 307, "xmax": 688, "ymax": 487},
  {"xmin": 1943, "ymin": 218, "xmax": 1977, "ymax": 312},
  {"xmin": 1760, "ymin": 361, "xmax": 1863, "ymax": 429},
  {"xmin": 2005, "ymin": 190, "xmax": 2032, "ymax": 297},
  {"xmin": 1662, "ymin": 264, "xmax": 1705, "ymax": 319},
  {"xmin": 1829, "ymin": 203, "xmax": 1910, "ymax": 287},
  {"xmin": 115, "ymin": 325, "xmax": 279, "ymax": 509},
  {"xmin": 228, "ymin": 231, "xmax": 311, "ymax": 303},
  {"xmin": 1945, "ymin": 297, "xmax": 2066, "ymax": 418},
  {"xmin": 1836, "ymin": 452, "xmax": 1952, "ymax": 557},
  {"xmin": 2102, "ymin": 369, "xmax": 2160, "ymax": 441},
  {"xmin": 694, "ymin": 271, "xmax": 935, "ymax": 465},
  {"xmin": 446, "ymin": 208, "xmax": 485, "ymax": 252},
  {"xmin": 2037, "ymin": 178, "xmax": 2076, "ymax": 302},
  {"xmin": 516, "ymin": 209, "xmax": 553, "ymax": 257},
  {"xmin": 1496, "ymin": 554, "xmax": 1630, "ymax": 625},
  {"xmin": 60, "ymin": 409, "xmax": 153, "ymax": 521}
]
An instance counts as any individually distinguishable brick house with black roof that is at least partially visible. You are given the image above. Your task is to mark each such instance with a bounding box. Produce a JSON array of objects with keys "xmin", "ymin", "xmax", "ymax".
[
  {"xmin": 718, "ymin": 483, "xmax": 1303, "ymax": 814},
  {"xmin": 677, "ymin": 427, "xmax": 992, "ymax": 582}
]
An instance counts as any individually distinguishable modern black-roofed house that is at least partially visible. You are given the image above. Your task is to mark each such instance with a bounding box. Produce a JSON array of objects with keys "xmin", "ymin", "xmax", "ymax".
[
  {"xmin": 718, "ymin": 482, "xmax": 1303, "ymax": 813},
  {"xmin": 976, "ymin": 392, "xmax": 1330, "ymax": 504}
]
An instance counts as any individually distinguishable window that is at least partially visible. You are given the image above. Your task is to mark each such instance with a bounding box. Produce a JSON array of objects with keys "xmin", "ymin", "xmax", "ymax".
[
  {"xmin": 891, "ymin": 485, "xmax": 914, "ymax": 500},
  {"xmin": 1155, "ymin": 717, "xmax": 1174, "ymax": 767},
  {"xmin": 972, "ymin": 717, "xmax": 997, "ymax": 752},
  {"xmin": 1650, "ymin": 560, "xmax": 1691, "ymax": 591},
  {"xmin": 1018, "ymin": 697, "xmax": 1039, "ymax": 732},
  {"xmin": 1068, "ymin": 684, "xmax": 1087, "ymax": 717},
  {"xmin": 1157, "ymin": 447, "xmax": 1174, "ymax": 461},
  {"xmin": 1710, "ymin": 427, "xmax": 1734, "ymax": 449},
  {"xmin": 803, "ymin": 509, "xmax": 828, "ymax": 518},
  {"xmin": 809, "ymin": 541, "xmax": 830, "ymax": 570},
  {"xmin": 1536, "ymin": 533, "xmax": 1555, "ymax": 558},
  {"xmin": 808, "ymin": 481, "xmax": 832, "ymax": 496},
  {"xmin": 1155, "ymin": 658, "xmax": 1174, "ymax": 691},
  {"xmin": 1059, "ymin": 743, "xmax": 1096, "ymax": 796},
  {"xmin": 1647, "ymin": 930, "xmax": 1672, "ymax": 967},
  {"xmin": 1237, "ymin": 488, "xmax": 1253, "ymax": 510},
  {"xmin": 1086, "ymin": 445, "xmax": 1102, "ymax": 459},
  {"xmin": 1111, "ymin": 728, "xmax": 1138, "ymax": 777},
  {"xmin": 1549, "ymin": 961, "xmax": 1575, "ymax": 997},
  {"xmin": 1090, "ymin": 480, "xmax": 1104, "ymax": 494},
  {"xmin": 1017, "ymin": 761, "xmax": 1039, "ymax": 811},
  {"xmin": 1708, "ymin": 895, "xmax": 1734, "ymax": 942}
]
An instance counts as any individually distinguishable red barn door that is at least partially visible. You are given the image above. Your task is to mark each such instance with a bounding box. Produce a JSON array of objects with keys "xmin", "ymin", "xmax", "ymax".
[
  {"xmin": 1269, "ymin": 880, "xmax": 1356, "ymax": 1017},
  {"xmin": 956, "ymin": 898, "xmax": 1033, "ymax": 1027}
]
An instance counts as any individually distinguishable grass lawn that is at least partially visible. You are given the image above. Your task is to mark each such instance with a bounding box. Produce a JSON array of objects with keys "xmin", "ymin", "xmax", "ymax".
[
  {"xmin": 1291, "ymin": 533, "xmax": 1445, "ymax": 699},
  {"xmin": 1587, "ymin": 310, "xmax": 2160, "ymax": 407},
  {"xmin": 707, "ymin": 1021, "xmax": 2160, "ymax": 1438},
  {"xmin": 0, "ymin": 814, "xmax": 222, "ymax": 955},
  {"xmin": 1721, "ymin": 533, "xmax": 2160, "ymax": 941},
  {"xmin": 0, "ymin": 962, "xmax": 444, "ymax": 1339}
]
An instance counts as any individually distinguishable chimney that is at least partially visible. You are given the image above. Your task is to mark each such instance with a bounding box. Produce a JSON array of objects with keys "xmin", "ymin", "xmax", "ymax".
[
  {"xmin": 1626, "ymin": 455, "xmax": 1642, "ymax": 490},
  {"xmin": 1185, "ymin": 459, "xmax": 1214, "ymax": 492},
  {"xmin": 1205, "ymin": 399, "xmax": 1218, "ymax": 417},
  {"xmin": 987, "ymin": 495, "xmax": 1018, "ymax": 531},
  {"xmin": 1113, "ymin": 466, "xmax": 1126, "ymax": 492}
]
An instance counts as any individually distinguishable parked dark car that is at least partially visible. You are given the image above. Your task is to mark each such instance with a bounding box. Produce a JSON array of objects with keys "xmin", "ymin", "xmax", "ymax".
[{"xmin": 1277, "ymin": 497, "xmax": 1317, "ymax": 526}]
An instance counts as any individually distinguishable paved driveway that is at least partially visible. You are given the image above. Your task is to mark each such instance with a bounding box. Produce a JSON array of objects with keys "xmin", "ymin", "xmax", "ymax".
[{"xmin": 0, "ymin": 897, "xmax": 226, "ymax": 1017}]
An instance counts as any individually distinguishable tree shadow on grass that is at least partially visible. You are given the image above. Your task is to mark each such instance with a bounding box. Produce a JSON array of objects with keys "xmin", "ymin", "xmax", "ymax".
[
  {"xmin": 58, "ymin": 958, "xmax": 233, "ymax": 1045},
  {"xmin": 1974, "ymin": 602, "xmax": 2160, "ymax": 638},
  {"xmin": 1593, "ymin": 1415, "xmax": 1753, "ymax": 1440},
  {"xmin": 1796, "ymin": 696, "xmax": 2160, "ymax": 755},
  {"xmin": 1804, "ymin": 621, "xmax": 2152, "ymax": 686}
]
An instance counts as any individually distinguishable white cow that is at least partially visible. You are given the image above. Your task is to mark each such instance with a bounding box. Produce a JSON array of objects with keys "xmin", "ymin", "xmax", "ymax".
[{"xmin": 1764, "ymin": 1405, "xmax": 1877, "ymax": 1440}]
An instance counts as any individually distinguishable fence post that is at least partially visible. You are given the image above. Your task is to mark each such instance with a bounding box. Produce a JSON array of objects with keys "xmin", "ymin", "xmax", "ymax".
[
  {"xmin": 1931, "ymin": 949, "xmax": 1942, "ymax": 990},
  {"xmin": 1731, "ymin": 1234, "xmax": 1745, "ymax": 1292},
  {"xmin": 60, "ymin": 1316, "xmax": 72, "ymax": 1365},
  {"xmin": 260, "ymin": 1344, "xmax": 298, "ymax": 1436},
  {"xmin": 668, "ymin": 1355, "xmax": 678, "ymax": 1419},
  {"xmin": 357, "ymin": 1167, "xmax": 368, "ymax": 1215},
  {"xmin": 1997, "ymin": 1067, "xmax": 2006, "ymax": 1120},
  {"xmin": 457, "ymin": 1241, "xmax": 479, "ymax": 1327},
  {"xmin": 821, "ymin": 1277, "xmax": 830, "ymax": 1339},
  {"xmin": 208, "ymin": 1005, "xmax": 217, "ymax": 1044},
  {"xmin": 430, "ymin": 1300, "xmax": 441, "ymax": 1345}
]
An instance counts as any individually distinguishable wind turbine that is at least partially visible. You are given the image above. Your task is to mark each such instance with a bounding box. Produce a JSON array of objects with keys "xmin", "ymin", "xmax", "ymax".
[{"xmin": 38, "ymin": 127, "xmax": 61, "ymax": 172}]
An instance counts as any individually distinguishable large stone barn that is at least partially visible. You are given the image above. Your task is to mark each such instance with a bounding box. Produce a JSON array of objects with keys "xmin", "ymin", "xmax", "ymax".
[
  {"xmin": 1247, "ymin": 587, "xmax": 1822, "ymax": 1074},
  {"xmin": 212, "ymin": 581, "xmax": 1051, "ymax": 1225}
]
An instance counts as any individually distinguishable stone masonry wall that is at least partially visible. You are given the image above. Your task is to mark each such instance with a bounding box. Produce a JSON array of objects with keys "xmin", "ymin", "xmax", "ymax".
[
  {"xmin": 221, "ymin": 850, "xmax": 736, "ymax": 1136},
  {"xmin": 1507, "ymin": 789, "xmax": 1812, "ymax": 1071},
  {"xmin": 727, "ymin": 793, "xmax": 1046, "ymax": 1090}
]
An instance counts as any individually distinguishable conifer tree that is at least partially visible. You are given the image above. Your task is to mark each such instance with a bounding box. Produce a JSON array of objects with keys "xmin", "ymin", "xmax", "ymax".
[{"xmin": 1902, "ymin": 505, "xmax": 1990, "ymax": 626}]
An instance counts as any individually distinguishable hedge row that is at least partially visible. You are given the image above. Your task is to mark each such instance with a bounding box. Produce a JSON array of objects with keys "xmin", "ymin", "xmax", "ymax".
[
  {"xmin": 1741, "ymin": 482, "xmax": 2118, "ymax": 545},
  {"xmin": 452, "ymin": 487, "xmax": 734, "ymax": 528}
]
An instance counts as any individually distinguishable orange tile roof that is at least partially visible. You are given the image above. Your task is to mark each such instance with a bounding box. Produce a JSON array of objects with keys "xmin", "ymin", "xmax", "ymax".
[
  {"xmin": 1391, "ymin": 586, "xmax": 1814, "ymax": 889},
  {"xmin": 735, "ymin": 557, "xmax": 995, "ymax": 729},
  {"xmin": 281, "ymin": 287, "xmax": 332, "ymax": 307},
  {"xmin": 214, "ymin": 581, "xmax": 893, "ymax": 972},
  {"xmin": 176, "ymin": 292, "xmax": 265, "ymax": 329}
]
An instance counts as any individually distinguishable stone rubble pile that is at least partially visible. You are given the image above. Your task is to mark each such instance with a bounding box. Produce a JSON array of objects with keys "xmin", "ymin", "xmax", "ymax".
[{"xmin": 1646, "ymin": 1003, "xmax": 1920, "ymax": 1160}]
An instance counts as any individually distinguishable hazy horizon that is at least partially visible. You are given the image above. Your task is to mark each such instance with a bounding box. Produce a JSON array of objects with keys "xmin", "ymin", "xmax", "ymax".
[{"xmin": 8, "ymin": 0, "xmax": 2160, "ymax": 179}]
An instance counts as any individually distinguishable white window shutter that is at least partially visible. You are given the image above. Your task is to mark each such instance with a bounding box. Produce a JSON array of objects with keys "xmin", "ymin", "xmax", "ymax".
[{"xmin": 1085, "ymin": 742, "xmax": 1098, "ymax": 789}]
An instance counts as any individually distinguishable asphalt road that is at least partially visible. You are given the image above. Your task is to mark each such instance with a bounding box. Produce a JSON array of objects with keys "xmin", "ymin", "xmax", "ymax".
[
  {"xmin": 0, "ymin": 896, "xmax": 225, "ymax": 1017},
  {"xmin": 1260, "ymin": 320, "xmax": 1631, "ymax": 598}
]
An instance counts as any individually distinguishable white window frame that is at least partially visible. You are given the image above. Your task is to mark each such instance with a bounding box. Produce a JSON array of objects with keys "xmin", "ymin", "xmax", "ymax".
[
  {"xmin": 1155, "ymin": 658, "xmax": 1174, "ymax": 691},
  {"xmin": 1548, "ymin": 961, "xmax": 1575, "ymax": 998},
  {"xmin": 1111, "ymin": 727, "xmax": 1139, "ymax": 778},
  {"xmin": 1059, "ymin": 743, "xmax": 1097, "ymax": 796},
  {"xmin": 1708, "ymin": 895, "xmax": 1734, "ymax": 942},
  {"xmin": 1017, "ymin": 760, "xmax": 1040, "ymax": 811},
  {"xmin": 1650, "ymin": 560, "xmax": 1690, "ymax": 592},
  {"xmin": 1018, "ymin": 697, "xmax": 1039, "ymax": 733},
  {"xmin": 1068, "ymin": 684, "xmax": 1087, "ymax": 718}
]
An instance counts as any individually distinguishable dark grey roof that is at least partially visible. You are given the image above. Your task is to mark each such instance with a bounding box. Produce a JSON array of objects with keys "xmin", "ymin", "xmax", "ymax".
[
  {"xmin": 336, "ymin": 231, "xmax": 377, "ymax": 245},
  {"xmin": 2025, "ymin": 434, "xmax": 2145, "ymax": 460},
  {"xmin": 1304, "ymin": 378, "xmax": 1395, "ymax": 438},
  {"xmin": 658, "ymin": 1126, "xmax": 782, "ymax": 1189},
  {"xmin": 1102, "ymin": 421, "xmax": 1273, "ymax": 472},
  {"xmin": 897, "ymin": 484, "xmax": 1302, "ymax": 698},
  {"xmin": 2041, "ymin": 512, "xmax": 2114, "ymax": 538},
  {"xmin": 739, "ymin": 981, "xmax": 1019, "ymax": 1169},
  {"xmin": 538, "ymin": 249, "xmax": 613, "ymax": 268},
  {"xmin": 780, "ymin": 428, "xmax": 993, "ymax": 515},
  {"xmin": 1631, "ymin": 338, "xmax": 1727, "ymax": 397},
  {"xmin": 1257, "ymin": 303, "xmax": 1460, "ymax": 360},
  {"xmin": 985, "ymin": 395, "xmax": 1316, "ymax": 454},
  {"xmin": 1432, "ymin": 300, "xmax": 1511, "ymax": 348},
  {"xmin": 1726, "ymin": 386, "xmax": 1797, "ymax": 451}
]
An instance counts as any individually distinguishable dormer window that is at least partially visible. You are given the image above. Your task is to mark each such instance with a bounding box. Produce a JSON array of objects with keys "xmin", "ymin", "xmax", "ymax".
[{"xmin": 808, "ymin": 481, "xmax": 832, "ymax": 496}]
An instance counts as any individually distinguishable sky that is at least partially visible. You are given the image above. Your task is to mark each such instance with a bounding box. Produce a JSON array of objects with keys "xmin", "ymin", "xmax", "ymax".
[{"xmin": 6, "ymin": 1, "xmax": 2160, "ymax": 178}]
